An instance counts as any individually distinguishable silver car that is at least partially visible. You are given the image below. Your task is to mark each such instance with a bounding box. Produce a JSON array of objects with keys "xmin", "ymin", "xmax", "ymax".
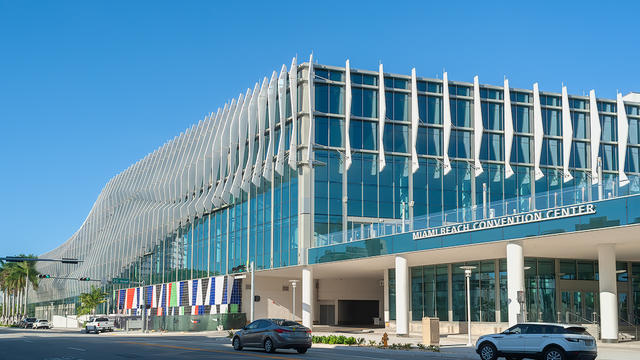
[{"xmin": 232, "ymin": 319, "xmax": 312, "ymax": 354}]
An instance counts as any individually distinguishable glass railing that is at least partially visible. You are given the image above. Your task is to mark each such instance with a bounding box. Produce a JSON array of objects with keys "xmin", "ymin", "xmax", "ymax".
[{"xmin": 313, "ymin": 175, "xmax": 640, "ymax": 248}]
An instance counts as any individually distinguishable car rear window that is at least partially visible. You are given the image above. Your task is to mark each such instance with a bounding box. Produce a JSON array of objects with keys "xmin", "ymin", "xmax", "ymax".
[
  {"xmin": 95, "ymin": 317, "xmax": 109, "ymax": 322},
  {"xmin": 565, "ymin": 326, "xmax": 589, "ymax": 335},
  {"xmin": 272, "ymin": 320, "xmax": 301, "ymax": 327},
  {"xmin": 27, "ymin": 318, "xmax": 36, "ymax": 322}
]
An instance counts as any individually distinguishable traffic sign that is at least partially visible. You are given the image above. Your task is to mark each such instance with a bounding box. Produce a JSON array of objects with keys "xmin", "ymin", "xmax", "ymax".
[{"xmin": 112, "ymin": 278, "xmax": 129, "ymax": 284}]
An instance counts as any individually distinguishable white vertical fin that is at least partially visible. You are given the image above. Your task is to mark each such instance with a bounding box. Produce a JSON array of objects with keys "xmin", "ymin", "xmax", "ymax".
[
  {"xmin": 275, "ymin": 64, "xmax": 287, "ymax": 175},
  {"xmin": 410, "ymin": 68, "xmax": 419, "ymax": 174},
  {"xmin": 533, "ymin": 83, "xmax": 544, "ymax": 181},
  {"xmin": 378, "ymin": 63, "xmax": 386, "ymax": 171},
  {"xmin": 263, "ymin": 71, "xmax": 278, "ymax": 181},
  {"xmin": 241, "ymin": 83, "xmax": 259, "ymax": 192},
  {"xmin": 561, "ymin": 86, "xmax": 574, "ymax": 183},
  {"xmin": 473, "ymin": 75, "xmax": 484, "ymax": 175},
  {"xmin": 617, "ymin": 93, "xmax": 629, "ymax": 186},
  {"xmin": 344, "ymin": 59, "xmax": 353, "ymax": 170},
  {"xmin": 589, "ymin": 89, "xmax": 601, "ymax": 184},
  {"xmin": 306, "ymin": 54, "xmax": 314, "ymax": 165},
  {"xmin": 288, "ymin": 57, "xmax": 298, "ymax": 169},
  {"xmin": 442, "ymin": 72, "xmax": 452, "ymax": 175},
  {"xmin": 253, "ymin": 77, "xmax": 268, "ymax": 186},
  {"xmin": 231, "ymin": 88, "xmax": 252, "ymax": 198},
  {"xmin": 504, "ymin": 78, "xmax": 514, "ymax": 179}
]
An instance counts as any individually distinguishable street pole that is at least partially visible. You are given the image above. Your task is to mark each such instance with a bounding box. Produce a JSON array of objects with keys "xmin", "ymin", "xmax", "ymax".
[
  {"xmin": 24, "ymin": 265, "xmax": 29, "ymax": 317},
  {"xmin": 142, "ymin": 280, "xmax": 147, "ymax": 333},
  {"xmin": 289, "ymin": 280, "xmax": 298, "ymax": 321},
  {"xmin": 460, "ymin": 265, "xmax": 476, "ymax": 347},
  {"xmin": 250, "ymin": 261, "xmax": 255, "ymax": 322}
]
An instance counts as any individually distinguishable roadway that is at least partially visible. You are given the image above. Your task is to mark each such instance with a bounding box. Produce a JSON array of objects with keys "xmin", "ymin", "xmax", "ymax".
[{"xmin": 1, "ymin": 327, "xmax": 639, "ymax": 360}]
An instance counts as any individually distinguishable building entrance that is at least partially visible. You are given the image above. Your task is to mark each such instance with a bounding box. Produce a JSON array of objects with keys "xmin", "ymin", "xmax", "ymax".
[{"xmin": 560, "ymin": 290, "xmax": 598, "ymax": 324}]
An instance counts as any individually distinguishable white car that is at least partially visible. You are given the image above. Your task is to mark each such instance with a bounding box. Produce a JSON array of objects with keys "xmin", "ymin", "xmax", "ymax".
[
  {"xmin": 475, "ymin": 323, "xmax": 597, "ymax": 360},
  {"xmin": 33, "ymin": 319, "xmax": 51, "ymax": 329},
  {"xmin": 85, "ymin": 317, "xmax": 114, "ymax": 334}
]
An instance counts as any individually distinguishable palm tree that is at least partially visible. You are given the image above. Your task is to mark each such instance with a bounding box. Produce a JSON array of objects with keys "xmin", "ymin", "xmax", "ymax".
[
  {"xmin": 0, "ymin": 255, "xmax": 39, "ymax": 319},
  {"xmin": 78, "ymin": 286, "xmax": 107, "ymax": 316},
  {"xmin": 16, "ymin": 257, "xmax": 40, "ymax": 315}
]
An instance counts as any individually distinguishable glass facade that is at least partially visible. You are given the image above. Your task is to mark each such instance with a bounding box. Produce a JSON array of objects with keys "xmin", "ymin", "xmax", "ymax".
[
  {"xmin": 311, "ymin": 64, "xmax": 640, "ymax": 247},
  {"xmin": 391, "ymin": 258, "xmax": 640, "ymax": 324}
]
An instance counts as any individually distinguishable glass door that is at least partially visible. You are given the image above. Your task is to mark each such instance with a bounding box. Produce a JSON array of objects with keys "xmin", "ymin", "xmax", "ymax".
[{"xmin": 560, "ymin": 291, "xmax": 598, "ymax": 323}]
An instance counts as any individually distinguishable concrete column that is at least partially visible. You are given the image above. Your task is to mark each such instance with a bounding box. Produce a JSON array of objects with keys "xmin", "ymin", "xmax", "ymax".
[
  {"xmin": 383, "ymin": 270, "xmax": 390, "ymax": 323},
  {"xmin": 507, "ymin": 241, "xmax": 525, "ymax": 326},
  {"xmin": 395, "ymin": 256, "xmax": 409, "ymax": 336},
  {"xmin": 598, "ymin": 245, "xmax": 618, "ymax": 343},
  {"xmin": 302, "ymin": 267, "xmax": 314, "ymax": 329}
]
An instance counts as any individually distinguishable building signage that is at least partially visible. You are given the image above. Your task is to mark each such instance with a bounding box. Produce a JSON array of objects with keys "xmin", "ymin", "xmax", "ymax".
[{"xmin": 412, "ymin": 204, "xmax": 596, "ymax": 240}]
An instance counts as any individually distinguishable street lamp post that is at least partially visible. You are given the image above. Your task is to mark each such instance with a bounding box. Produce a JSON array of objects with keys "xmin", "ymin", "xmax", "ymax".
[
  {"xmin": 289, "ymin": 280, "xmax": 299, "ymax": 321},
  {"xmin": 250, "ymin": 261, "xmax": 255, "ymax": 322},
  {"xmin": 460, "ymin": 265, "xmax": 477, "ymax": 346}
]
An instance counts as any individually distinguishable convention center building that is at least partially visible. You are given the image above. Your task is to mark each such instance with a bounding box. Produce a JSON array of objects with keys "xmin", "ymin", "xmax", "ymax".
[{"xmin": 32, "ymin": 57, "xmax": 640, "ymax": 342}]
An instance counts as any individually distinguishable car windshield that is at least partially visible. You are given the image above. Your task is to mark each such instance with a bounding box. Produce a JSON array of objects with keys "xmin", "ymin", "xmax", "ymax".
[{"xmin": 565, "ymin": 326, "xmax": 589, "ymax": 335}]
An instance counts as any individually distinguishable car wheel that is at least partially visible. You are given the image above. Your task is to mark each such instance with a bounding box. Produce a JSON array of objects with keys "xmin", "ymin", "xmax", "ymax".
[
  {"xmin": 296, "ymin": 347, "xmax": 308, "ymax": 354},
  {"xmin": 478, "ymin": 342, "xmax": 497, "ymax": 360},
  {"xmin": 543, "ymin": 346, "xmax": 565, "ymax": 360},
  {"xmin": 264, "ymin": 338, "xmax": 275, "ymax": 353},
  {"xmin": 232, "ymin": 337, "xmax": 243, "ymax": 351}
]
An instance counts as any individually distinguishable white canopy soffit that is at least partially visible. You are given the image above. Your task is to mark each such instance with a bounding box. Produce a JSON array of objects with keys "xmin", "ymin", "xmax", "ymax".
[
  {"xmin": 561, "ymin": 85, "xmax": 574, "ymax": 183},
  {"xmin": 410, "ymin": 68, "xmax": 419, "ymax": 174},
  {"xmin": 503, "ymin": 78, "xmax": 514, "ymax": 179},
  {"xmin": 344, "ymin": 59, "xmax": 353, "ymax": 170},
  {"xmin": 533, "ymin": 83, "xmax": 544, "ymax": 181},
  {"xmin": 442, "ymin": 71, "xmax": 452, "ymax": 175},
  {"xmin": 378, "ymin": 63, "xmax": 386, "ymax": 171},
  {"xmin": 589, "ymin": 89, "xmax": 602, "ymax": 185},
  {"xmin": 473, "ymin": 75, "xmax": 484, "ymax": 175},
  {"xmin": 617, "ymin": 92, "xmax": 630, "ymax": 186}
]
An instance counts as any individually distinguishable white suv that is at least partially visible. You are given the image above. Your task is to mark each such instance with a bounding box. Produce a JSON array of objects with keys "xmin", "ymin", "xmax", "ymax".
[{"xmin": 475, "ymin": 323, "xmax": 597, "ymax": 360}]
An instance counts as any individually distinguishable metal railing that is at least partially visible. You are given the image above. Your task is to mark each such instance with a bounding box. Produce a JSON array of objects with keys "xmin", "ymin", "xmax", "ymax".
[{"xmin": 315, "ymin": 178, "xmax": 640, "ymax": 248}]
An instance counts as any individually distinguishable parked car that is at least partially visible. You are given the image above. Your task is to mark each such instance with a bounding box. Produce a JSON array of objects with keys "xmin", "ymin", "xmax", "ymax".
[
  {"xmin": 33, "ymin": 319, "xmax": 51, "ymax": 329},
  {"xmin": 85, "ymin": 317, "xmax": 114, "ymax": 334},
  {"xmin": 475, "ymin": 323, "xmax": 597, "ymax": 360},
  {"xmin": 20, "ymin": 317, "xmax": 37, "ymax": 329},
  {"xmin": 232, "ymin": 319, "xmax": 312, "ymax": 354}
]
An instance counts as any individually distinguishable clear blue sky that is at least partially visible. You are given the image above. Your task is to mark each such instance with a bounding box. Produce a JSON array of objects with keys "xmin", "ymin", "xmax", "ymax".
[{"xmin": 0, "ymin": 1, "xmax": 638, "ymax": 257}]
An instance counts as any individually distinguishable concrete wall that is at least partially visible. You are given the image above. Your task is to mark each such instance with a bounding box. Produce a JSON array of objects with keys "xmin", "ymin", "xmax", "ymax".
[
  {"xmin": 316, "ymin": 278, "xmax": 384, "ymax": 325},
  {"xmin": 243, "ymin": 276, "xmax": 303, "ymax": 322},
  {"xmin": 242, "ymin": 275, "xmax": 384, "ymax": 326}
]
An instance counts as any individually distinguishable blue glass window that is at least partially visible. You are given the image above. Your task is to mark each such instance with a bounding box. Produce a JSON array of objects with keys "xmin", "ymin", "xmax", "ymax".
[
  {"xmin": 515, "ymin": 106, "xmax": 531, "ymax": 133},
  {"xmin": 427, "ymin": 96, "xmax": 442, "ymax": 124}
]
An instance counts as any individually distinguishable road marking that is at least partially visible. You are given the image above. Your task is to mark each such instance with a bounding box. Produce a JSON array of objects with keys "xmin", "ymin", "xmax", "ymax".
[
  {"xmin": 67, "ymin": 347, "xmax": 86, "ymax": 351},
  {"xmin": 117, "ymin": 341, "xmax": 300, "ymax": 359}
]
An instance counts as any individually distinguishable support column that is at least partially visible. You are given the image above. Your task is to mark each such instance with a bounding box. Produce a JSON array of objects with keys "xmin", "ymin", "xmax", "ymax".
[
  {"xmin": 302, "ymin": 267, "xmax": 314, "ymax": 329},
  {"xmin": 598, "ymin": 245, "xmax": 618, "ymax": 343},
  {"xmin": 395, "ymin": 256, "xmax": 409, "ymax": 336},
  {"xmin": 383, "ymin": 270, "xmax": 390, "ymax": 324},
  {"xmin": 507, "ymin": 241, "xmax": 524, "ymax": 326}
]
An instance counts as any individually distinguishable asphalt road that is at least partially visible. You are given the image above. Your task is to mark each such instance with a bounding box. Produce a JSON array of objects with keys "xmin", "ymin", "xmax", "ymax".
[
  {"xmin": 0, "ymin": 327, "xmax": 475, "ymax": 360},
  {"xmin": 2, "ymin": 327, "xmax": 640, "ymax": 360}
]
